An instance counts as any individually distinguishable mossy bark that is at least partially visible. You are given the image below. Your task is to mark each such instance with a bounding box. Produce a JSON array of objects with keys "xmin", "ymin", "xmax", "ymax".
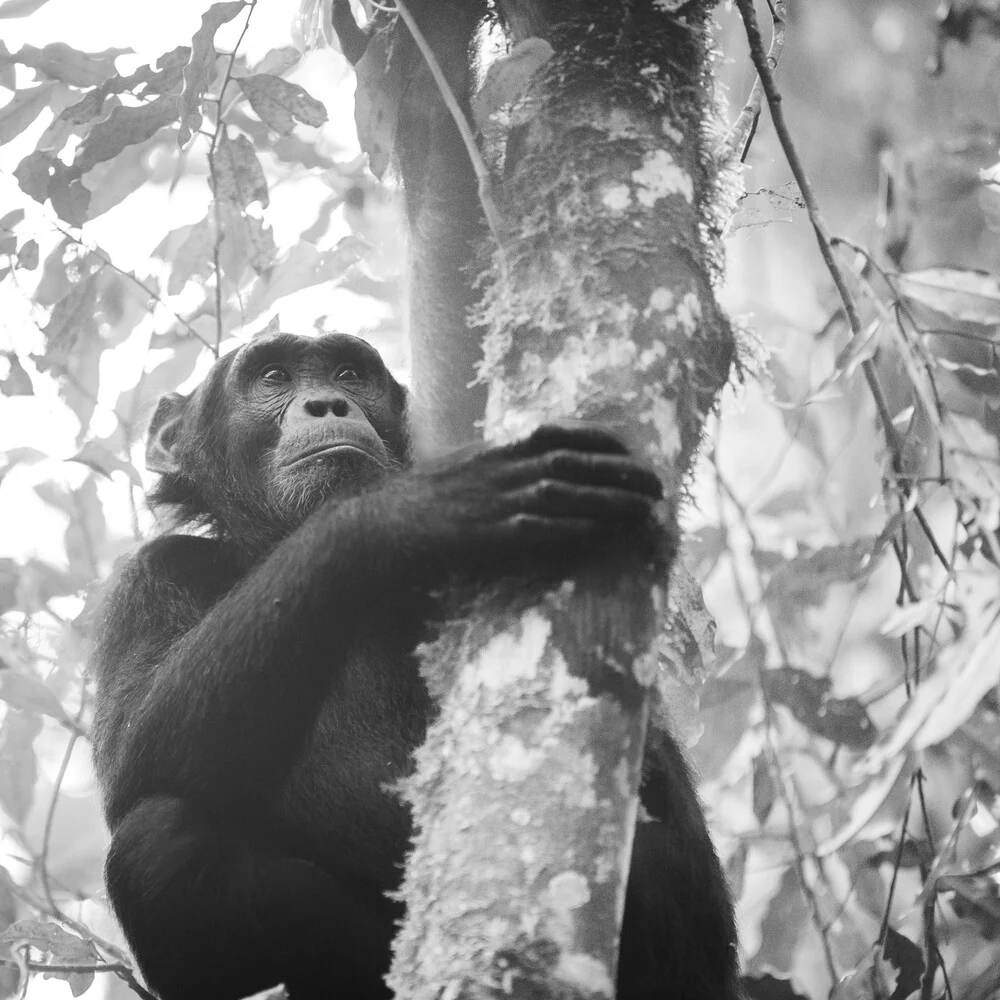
[
  {"xmin": 385, "ymin": 3, "xmax": 734, "ymax": 999},
  {"xmin": 339, "ymin": 0, "xmax": 733, "ymax": 1000}
]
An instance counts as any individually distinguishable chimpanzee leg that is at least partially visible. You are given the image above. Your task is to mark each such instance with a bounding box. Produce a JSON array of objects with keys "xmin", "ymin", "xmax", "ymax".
[
  {"xmin": 106, "ymin": 796, "xmax": 397, "ymax": 1000},
  {"xmin": 618, "ymin": 731, "xmax": 739, "ymax": 1000}
]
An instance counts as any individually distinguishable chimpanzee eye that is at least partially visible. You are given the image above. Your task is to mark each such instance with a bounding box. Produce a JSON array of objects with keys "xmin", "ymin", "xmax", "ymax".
[
  {"xmin": 335, "ymin": 366, "xmax": 360, "ymax": 381},
  {"xmin": 259, "ymin": 364, "xmax": 291, "ymax": 384}
]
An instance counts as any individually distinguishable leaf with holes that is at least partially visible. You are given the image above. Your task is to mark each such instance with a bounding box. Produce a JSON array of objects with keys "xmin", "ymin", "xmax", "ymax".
[
  {"xmin": 0, "ymin": 920, "xmax": 100, "ymax": 997},
  {"xmin": 178, "ymin": 1, "xmax": 247, "ymax": 145},
  {"xmin": 214, "ymin": 131, "xmax": 269, "ymax": 209},
  {"xmin": 8, "ymin": 42, "xmax": 125, "ymax": 87},
  {"xmin": 761, "ymin": 666, "xmax": 876, "ymax": 750},
  {"xmin": 352, "ymin": 26, "xmax": 401, "ymax": 179},
  {"xmin": 238, "ymin": 73, "xmax": 327, "ymax": 135},
  {"xmin": 71, "ymin": 95, "xmax": 179, "ymax": 176}
]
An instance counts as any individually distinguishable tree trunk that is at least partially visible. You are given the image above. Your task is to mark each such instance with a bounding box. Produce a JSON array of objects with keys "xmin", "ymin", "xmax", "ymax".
[{"xmin": 340, "ymin": 1, "xmax": 734, "ymax": 996}]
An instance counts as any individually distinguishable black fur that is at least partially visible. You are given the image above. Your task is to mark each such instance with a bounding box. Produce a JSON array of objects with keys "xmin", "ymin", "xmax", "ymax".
[{"xmin": 91, "ymin": 332, "xmax": 738, "ymax": 999}]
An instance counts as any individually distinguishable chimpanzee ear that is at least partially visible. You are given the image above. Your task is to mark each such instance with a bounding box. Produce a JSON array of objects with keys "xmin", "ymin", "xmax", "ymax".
[
  {"xmin": 145, "ymin": 393, "xmax": 189, "ymax": 475},
  {"xmin": 389, "ymin": 379, "xmax": 413, "ymax": 467}
]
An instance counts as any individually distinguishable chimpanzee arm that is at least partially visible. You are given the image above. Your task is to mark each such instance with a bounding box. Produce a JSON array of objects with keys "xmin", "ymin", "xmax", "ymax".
[
  {"xmin": 94, "ymin": 495, "xmax": 426, "ymax": 825},
  {"xmin": 618, "ymin": 728, "xmax": 741, "ymax": 999},
  {"xmin": 93, "ymin": 425, "xmax": 662, "ymax": 824}
]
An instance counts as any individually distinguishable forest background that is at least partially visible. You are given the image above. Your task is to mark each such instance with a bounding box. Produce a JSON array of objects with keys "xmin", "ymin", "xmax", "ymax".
[{"xmin": 0, "ymin": 0, "xmax": 999, "ymax": 998}]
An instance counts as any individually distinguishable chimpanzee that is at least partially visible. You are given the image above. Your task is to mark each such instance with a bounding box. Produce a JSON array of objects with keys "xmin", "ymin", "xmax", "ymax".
[{"xmin": 90, "ymin": 331, "xmax": 739, "ymax": 1000}]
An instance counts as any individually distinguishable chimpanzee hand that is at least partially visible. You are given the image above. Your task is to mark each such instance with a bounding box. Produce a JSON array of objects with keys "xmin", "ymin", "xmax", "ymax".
[{"xmin": 394, "ymin": 423, "xmax": 664, "ymax": 573}]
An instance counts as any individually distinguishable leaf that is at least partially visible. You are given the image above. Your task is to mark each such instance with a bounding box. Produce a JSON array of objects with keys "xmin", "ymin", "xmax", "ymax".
[
  {"xmin": 880, "ymin": 599, "xmax": 944, "ymax": 638},
  {"xmin": 242, "ymin": 237, "xmax": 364, "ymax": 322},
  {"xmin": 237, "ymin": 73, "xmax": 327, "ymax": 135},
  {"xmin": 16, "ymin": 239, "xmax": 38, "ymax": 270},
  {"xmin": 218, "ymin": 201, "xmax": 275, "ymax": 278},
  {"xmin": 0, "ymin": 82, "xmax": 56, "ymax": 144},
  {"xmin": 166, "ymin": 218, "xmax": 215, "ymax": 294},
  {"xmin": 0, "ymin": 209, "xmax": 24, "ymax": 230},
  {"xmin": 214, "ymin": 131, "xmax": 269, "ymax": 209},
  {"xmin": 0, "ymin": 711, "xmax": 40, "ymax": 824},
  {"xmin": 31, "ymin": 272, "xmax": 103, "ymax": 428},
  {"xmin": 472, "ymin": 37, "xmax": 554, "ymax": 127},
  {"xmin": 33, "ymin": 273, "xmax": 101, "ymax": 375},
  {"xmin": 895, "ymin": 267, "xmax": 1000, "ymax": 326},
  {"xmin": 914, "ymin": 614, "xmax": 1000, "ymax": 749},
  {"xmin": 0, "ymin": 0, "xmax": 53, "ymax": 16},
  {"xmin": 250, "ymin": 46, "xmax": 301, "ymax": 78},
  {"xmin": 728, "ymin": 183, "xmax": 804, "ymax": 235},
  {"xmin": 0, "ymin": 672, "xmax": 70, "ymax": 723},
  {"xmin": 71, "ymin": 95, "xmax": 179, "ymax": 176},
  {"xmin": 9, "ymin": 43, "xmax": 125, "ymax": 87},
  {"xmin": 134, "ymin": 45, "xmax": 190, "ymax": 97},
  {"xmin": 0, "ymin": 920, "xmax": 98, "ymax": 960},
  {"xmin": 661, "ymin": 561, "xmax": 716, "ymax": 676},
  {"xmin": 178, "ymin": 1, "xmax": 248, "ymax": 145},
  {"xmin": 13, "ymin": 559, "xmax": 79, "ymax": 611},
  {"xmin": 750, "ymin": 865, "xmax": 808, "ymax": 974},
  {"xmin": 353, "ymin": 26, "xmax": 401, "ymax": 179},
  {"xmin": 13, "ymin": 149, "xmax": 55, "ymax": 203},
  {"xmin": 829, "ymin": 944, "xmax": 897, "ymax": 1000},
  {"xmin": 764, "ymin": 539, "xmax": 887, "ymax": 633},
  {"xmin": 761, "ymin": 666, "xmax": 877, "ymax": 750},
  {"xmin": 64, "ymin": 478, "xmax": 106, "ymax": 578},
  {"xmin": 754, "ymin": 489, "xmax": 807, "ymax": 519},
  {"xmin": 82, "ymin": 136, "xmax": 158, "ymax": 220},
  {"xmin": 816, "ymin": 756, "xmax": 906, "ymax": 858},
  {"xmin": 48, "ymin": 172, "xmax": 90, "ymax": 227},
  {"xmin": 0, "ymin": 560, "xmax": 18, "ymax": 614},
  {"xmin": 881, "ymin": 927, "xmax": 923, "ymax": 1000},
  {"xmin": 0, "ymin": 919, "xmax": 99, "ymax": 995},
  {"xmin": 68, "ymin": 441, "xmax": 141, "ymax": 487},
  {"xmin": 113, "ymin": 339, "xmax": 204, "ymax": 426},
  {"xmin": 751, "ymin": 753, "xmax": 775, "ymax": 825}
]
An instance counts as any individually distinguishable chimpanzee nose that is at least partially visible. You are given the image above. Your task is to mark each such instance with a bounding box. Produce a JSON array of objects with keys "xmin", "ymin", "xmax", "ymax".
[{"xmin": 304, "ymin": 397, "xmax": 351, "ymax": 418}]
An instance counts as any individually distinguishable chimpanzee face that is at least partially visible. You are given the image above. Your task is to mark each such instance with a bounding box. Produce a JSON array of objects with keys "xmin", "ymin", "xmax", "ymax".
[{"xmin": 146, "ymin": 333, "xmax": 409, "ymax": 541}]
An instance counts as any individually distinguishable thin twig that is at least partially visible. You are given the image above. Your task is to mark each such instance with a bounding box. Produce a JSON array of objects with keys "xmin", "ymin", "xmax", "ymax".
[
  {"xmin": 0, "ymin": 958, "xmax": 130, "ymax": 975},
  {"xmin": 733, "ymin": 0, "xmax": 902, "ymax": 448},
  {"xmin": 39, "ymin": 685, "xmax": 87, "ymax": 912},
  {"xmin": 52, "ymin": 224, "xmax": 214, "ymax": 351},
  {"xmin": 713, "ymin": 455, "xmax": 840, "ymax": 985},
  {"xmin": 206, "ymin": 0, "xmax": 258, "ymax": 355},
  {"xmin": 878, "ymin": 773, "xmax": 915, "ymax": 949},
  {"xmin": 6, "ymin": 880, "xmax": 156, "ymax": 1000},
  {"xmin": 718, "ymin": 0, "xmax": 786, "ymax": 163}
]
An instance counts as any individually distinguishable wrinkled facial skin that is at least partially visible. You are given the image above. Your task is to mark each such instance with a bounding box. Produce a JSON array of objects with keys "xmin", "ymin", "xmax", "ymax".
[
  {"xmin": 237, "ymin": 335, "xmax": 398, "ymax": 506},
  {"xmin": 152, "ymin": 333, "xmax": 408, "ymax": 549}
]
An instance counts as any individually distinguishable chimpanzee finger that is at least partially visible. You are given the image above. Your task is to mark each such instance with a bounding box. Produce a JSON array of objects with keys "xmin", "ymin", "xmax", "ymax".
[
  {"xmin": 496, "ymin": 451, "xmax": 663, "ymax": 501},
  {"xmin": 505, "ymin": 422, "xmax": 631, "ymax": 459},
  {"xmin": 508, "ymin": 480, "xmax": 660, "ymax": 521},
  {"xmin": 501, "ymin": 512, "xmax": 600, "ymax": 543}
]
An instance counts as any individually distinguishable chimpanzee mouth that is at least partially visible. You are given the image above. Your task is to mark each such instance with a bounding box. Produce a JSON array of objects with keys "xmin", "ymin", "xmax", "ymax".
[{"xmin": 285, "ymin": 444, "xmax": 384, "ymax": 468}]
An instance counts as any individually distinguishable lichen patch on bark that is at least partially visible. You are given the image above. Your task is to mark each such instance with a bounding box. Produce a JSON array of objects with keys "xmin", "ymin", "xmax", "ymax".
[{"xmin": 631, "ymin": 148, "xmax": 693, "ymax": 205}]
